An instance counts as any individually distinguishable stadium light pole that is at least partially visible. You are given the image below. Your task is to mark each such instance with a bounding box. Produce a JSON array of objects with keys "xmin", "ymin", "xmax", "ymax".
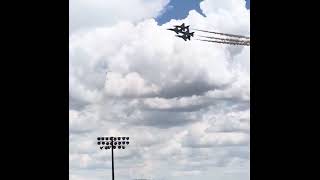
[
  {"xmin": 97, "ymin": 136, "xmax": 130, "ymax": 180},
  {"xmin": 111, "ymin": 137, "xmax": 114, "ymax": 180}
]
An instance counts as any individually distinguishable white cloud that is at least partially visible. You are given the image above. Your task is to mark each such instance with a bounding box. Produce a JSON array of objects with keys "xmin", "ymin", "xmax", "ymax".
[
  {"xmin": 104, "ymin": 72, "xmax": 160, "ymax": 97},
  {"xmin": 69, "ymin": 18, "xmax": 241, "ymax": 102},
  {"xmin": 69, "ymin": 0, "xmax": 169, "ymax": 33},
  {"xmin": 69, "ymin": 107, "xmax": 100, "ymax": 133},
  {"xmin": 199, "ymin": 0, "xmax": 250, "ymax": 36}
]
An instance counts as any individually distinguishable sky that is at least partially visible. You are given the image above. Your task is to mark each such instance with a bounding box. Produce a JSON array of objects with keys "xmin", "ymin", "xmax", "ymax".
[
  {"xmin": 156, "ymin": 0, "xmax": 250, "ymax": 25},
  {"xmin": 69, "ymin": 0, "xmax": 250, "ymax": 180},
  {"xmin": 155, "ymin": 0, "xmax": 206, "ymax": 25}
]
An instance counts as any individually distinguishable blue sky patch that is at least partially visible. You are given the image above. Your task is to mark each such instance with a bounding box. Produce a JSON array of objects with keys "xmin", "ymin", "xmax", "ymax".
[
  {"xmin": 155, "ymin": 0, "xmax": 205, "ymax": 25},
  {"xmin": 155, "ymin": 0, "xmax": 250, "ymax": 25}
]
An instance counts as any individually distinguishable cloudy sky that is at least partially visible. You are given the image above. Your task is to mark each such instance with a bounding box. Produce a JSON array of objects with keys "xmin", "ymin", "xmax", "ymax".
[{"xmin": 69, "ymin": 0, "xmax": 250, "ymax": 180}]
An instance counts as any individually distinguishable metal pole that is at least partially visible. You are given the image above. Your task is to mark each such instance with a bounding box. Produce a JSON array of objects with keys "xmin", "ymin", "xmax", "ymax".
[{"xmin": 111, "ymin": 138, "xmax": 114, "ymax": 180}]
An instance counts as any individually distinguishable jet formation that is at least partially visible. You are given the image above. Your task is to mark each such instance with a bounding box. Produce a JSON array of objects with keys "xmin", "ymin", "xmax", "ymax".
[
  {"xmin": 167, "ymin": 23, "xmax": 250, "ymax": 46},
  {"xmin": 167, "ymin": 23, "xmax": 194, "ymax": 41}
]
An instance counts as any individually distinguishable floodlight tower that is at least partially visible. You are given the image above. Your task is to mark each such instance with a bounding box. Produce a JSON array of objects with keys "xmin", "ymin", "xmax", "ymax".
[{"xmin": 97, "ymin": 136, "xmax": 130, "ymax": 180}]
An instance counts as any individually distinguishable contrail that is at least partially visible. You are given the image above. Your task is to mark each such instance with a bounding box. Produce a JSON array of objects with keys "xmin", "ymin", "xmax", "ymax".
[
  {"xmin": 195, "ymin": 39, "xmax": 250, "ymax": 46},
  {"xmin": 198, "ymin": 35, "xmax": 250, "ymax": 44},
  {"xmin": 192, "ymin": 28, "xmax": 250, "ymax": 39}
]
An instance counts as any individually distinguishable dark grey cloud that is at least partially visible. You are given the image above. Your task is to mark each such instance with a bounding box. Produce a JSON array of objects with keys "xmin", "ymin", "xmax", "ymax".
[
  {"xmin": 133, "ymin": 111, "xmax": 197, "ymax": 128},
  {"xmin": 158, "ymin": 79, "xmax": 229, "ymax": 99}
]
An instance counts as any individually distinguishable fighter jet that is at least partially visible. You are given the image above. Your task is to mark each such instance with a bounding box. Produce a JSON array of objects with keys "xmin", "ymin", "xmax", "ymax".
[
  {"xmin": 167, "ymin": 23, "xmax": 189, "ymax": 34},
  {"xmin": 167, "ymin": 23, "xmax": 195, "ymax": 41},
  {"xmin": 176, "ymin": 33, "xmax": 191, "ymax": 41},
  {"xmin": 174, "ymin": 23, "xmax": 189, "ymax": 32},
  {"xmin": 176, "ymin": 27, "xmax": 194, "ymax": 41},
  {"xmin": 167, "ymin": 26, "xmax": 183, "ymax": 34},
  {"xmin": 184, "ymin": 28, "xmax": 194, "ymax": 37}
]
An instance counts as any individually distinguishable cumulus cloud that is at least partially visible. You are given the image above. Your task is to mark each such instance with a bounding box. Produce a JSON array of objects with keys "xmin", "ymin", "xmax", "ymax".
[
  {"xmin": 69, "ymin": 107, "xmax": 100, "ymax": 134},
  {"xmin": 104, "ymin": 72, "xmax": 160, "ymax": 97},
  {"xmin": 69, "ymin": 0, "xmax": 169, "ymax": 33},
  {"xmin": 69, "ymin": 0, "xmax": 250, "ymax": 179},
  {"xmin": 69, "ymin": 19, "xmax": 243, "ymax": 103}
]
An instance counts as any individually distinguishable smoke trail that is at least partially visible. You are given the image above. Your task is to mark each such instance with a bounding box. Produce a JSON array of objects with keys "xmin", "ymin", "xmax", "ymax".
[
  {"xmin": 192, "ymin": 28, "xmax": 250, "ymax": 39},
  {"xmin": 198, "ymin": 35, "xmax": 250, "ymax": 44},
  {"xmin": 195, "ymin": 39, "xmax": 250, "ymax": 46}
]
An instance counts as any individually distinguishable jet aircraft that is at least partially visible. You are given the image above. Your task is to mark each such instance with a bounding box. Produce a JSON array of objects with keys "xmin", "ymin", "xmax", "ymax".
[
  {"xmin": 176, "ymin": 33, "xmax": 191, "ymax": 41},
  {"xmin": 183, "ymin": 28, "xmax": 194, "ymax": 37},
  {"xmin": 174, "ymin": 23, "xmax": 189, "ymax": 32},
  {"xmin": 167, "ymin": 23, "xmax": 195, "ymax": 41},
  {"xmin": 167, "ymin": 23, "xmax": 189, "ymax": 34},
  {"xmin": 167, "ymin": 26, "xmax": 183, "ymax": 34}
]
